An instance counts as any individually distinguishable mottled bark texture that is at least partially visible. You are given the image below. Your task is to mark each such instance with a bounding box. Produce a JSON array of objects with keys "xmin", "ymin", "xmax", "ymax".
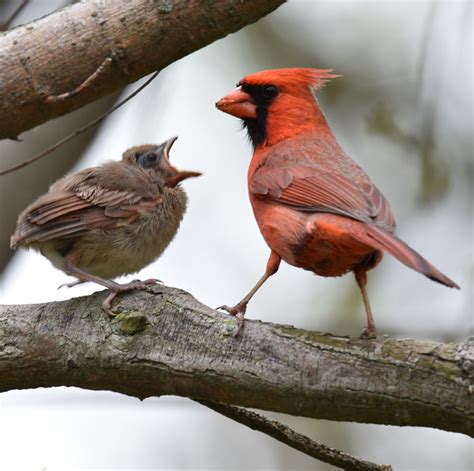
[
  {"xmin": 0, "ymin": 0, "xmax": 285, "ymax": 140},
  {"xmin": 0, "ymin": 285, "xmax": 472, "ymax": 436}
]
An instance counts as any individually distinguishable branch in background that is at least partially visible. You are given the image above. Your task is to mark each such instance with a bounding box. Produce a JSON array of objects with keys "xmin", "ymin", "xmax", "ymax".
[
  {"xmin": 198, "ymin": 400, "xmax": 392, "ymax": 470},
  {"xmin": 0, "ymin": 285, "xmax": 472, "ymax": 437},
  {"xmin": 0, "ymin": 70, "xmax": 159, "ymax": 175},
  {"xmin": 0, "ymin": 0, "xmax": 29, "ymax": 31},
  {"xmin": 0, "ymin": 0, "xmax": 285, "ymax": 140},
  {"xmin": 45, "ymin": 57, "xmax": 113, "ymax": 103}
]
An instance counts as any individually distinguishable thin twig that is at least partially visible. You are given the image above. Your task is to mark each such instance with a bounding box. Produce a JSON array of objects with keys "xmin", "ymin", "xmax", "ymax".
[
  {"xmin": 197, "ymin": 400, "xmax": 392, "ymax": 471},
  {"xmin": 0, "ymin": 0, "xmax": 29, "ymax": 31},
  {"xmin": 0, "ymin": 71, "xmax": 159, "ymax": 176},
  {"xmin": 45, "ymin": 57, "xmax": 113, "ymax": 103}
]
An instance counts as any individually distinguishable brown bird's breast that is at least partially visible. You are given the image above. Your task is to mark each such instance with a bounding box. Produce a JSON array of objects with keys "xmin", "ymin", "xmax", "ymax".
[
  {"xmin": 64, "ymin": 187, "xmax": 188, "ymax": 279},
  {"xmin": 250, "ymin": 196, "xmax": 381, "ymax": 277}
]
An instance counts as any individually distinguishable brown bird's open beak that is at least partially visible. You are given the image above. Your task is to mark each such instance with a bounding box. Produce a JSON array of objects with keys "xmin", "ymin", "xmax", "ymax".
[
  {"xmin": 163, "ymin": 136, "xmax": 179, "ymax": 160},
  {"xmin": 161, "ymin": 136, "xmax": 202, "ymax": 188},
  {"xmin": 166, "ymin": 170, "xmax": 201, "ymax": 188},
  {"xmin": 216, "ymin": 87, "xmax": 257, "ymax": 119}
]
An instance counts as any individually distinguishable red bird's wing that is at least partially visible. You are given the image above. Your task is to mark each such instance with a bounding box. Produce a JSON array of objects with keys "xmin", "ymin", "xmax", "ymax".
[
  {"xmin": 250, "ymin": 165, "xmax": 395, "ymax": 232},
  {"xmin": 250, "ymin": 163, "xmax": 458, "ymax": 288},
  {"xmin": 11, "ymin": 184, "xmax": 161, "ymax": 248}
]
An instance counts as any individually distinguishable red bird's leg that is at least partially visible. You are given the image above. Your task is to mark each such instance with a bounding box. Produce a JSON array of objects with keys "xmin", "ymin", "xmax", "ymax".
[
  {"xmin": 354, "ymin": 269, "xmax": 377, "ymax": 339},
  {"xmin": 218, "ymin": 251, "xmax": 281, "ymax": 335},
  {"xmin": 64, "ymin": 259, "xmax": 159, "ymax": 317}
]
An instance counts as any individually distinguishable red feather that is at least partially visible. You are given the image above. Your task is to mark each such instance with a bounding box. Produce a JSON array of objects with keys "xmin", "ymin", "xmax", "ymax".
[{"xmin": 216, "ymin": 67, "xmax": 459, "ymax": 337}]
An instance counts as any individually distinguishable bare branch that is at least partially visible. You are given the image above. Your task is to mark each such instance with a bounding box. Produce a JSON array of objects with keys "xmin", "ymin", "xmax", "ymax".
[
  {"xmin": 0, "ymin": 285, "xmax": 472, "ymax": 437},
  {"xmin": 45, "ymin": 57, "xmax": 114, "ymax": 103},
  {"xmin": 198, "ymin": 400, "xmax": 392, "ymax": 470},
  {"xmin": 0, "ymin": 0, "xmax": 29, "ymax": 31}
]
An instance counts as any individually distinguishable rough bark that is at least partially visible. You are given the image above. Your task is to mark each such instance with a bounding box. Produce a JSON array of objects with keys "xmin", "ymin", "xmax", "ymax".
[
  {"xmin": 0, "ymin": 285, "xmax": 472, "ymax": 436},
  {"xmin": 0, "ymin": 0, "xmax": 285, "ymax": 140}
]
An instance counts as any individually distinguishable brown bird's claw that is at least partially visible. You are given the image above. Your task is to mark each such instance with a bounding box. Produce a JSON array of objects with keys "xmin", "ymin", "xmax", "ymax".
[
  {"xmin": 58, "ymin": 279, "xmax": 85, "ymax": 290},
  {"xmin": 216, "ymin": 303, "xmax": 247, "ymax": 337},
  {"xmin": 359, "ymin": 327, "xmax": 377, "ymax": 339},
  {"xmin": 130, "ymin": 278, "xmax": 162, "ymax": 285},
  {"xmin": 102, "ymin": 278, "xmax": 161, "ymax": 317}
]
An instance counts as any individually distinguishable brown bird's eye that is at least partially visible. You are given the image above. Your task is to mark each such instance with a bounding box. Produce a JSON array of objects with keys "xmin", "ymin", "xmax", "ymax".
[
  {"xmin": 262, "ymin": 85, "xmax": 278, "ymax": 99},
  {"xmin": 139, "ymin": 152, "xmax": 159, "ymax": 168}
]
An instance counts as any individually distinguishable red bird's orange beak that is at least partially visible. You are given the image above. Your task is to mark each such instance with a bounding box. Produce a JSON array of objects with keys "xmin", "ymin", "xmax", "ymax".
[{"xmin": 216, "ymin": 87, "xmax": 257, "ymax": 119}]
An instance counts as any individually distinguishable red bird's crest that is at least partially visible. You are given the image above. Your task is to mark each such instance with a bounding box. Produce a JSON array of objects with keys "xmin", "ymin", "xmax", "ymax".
[{"xmin": 239, "ymin": 68, "xmax": 340, "ymax": 91}]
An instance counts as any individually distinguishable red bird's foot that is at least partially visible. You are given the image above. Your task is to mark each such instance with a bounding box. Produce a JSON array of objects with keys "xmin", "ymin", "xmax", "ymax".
[
  {"xmin": 360, "ymin": 327, "xmax": 377, "ymax": 339},
  {"xmin": 102, "ymin": 278, "xmax": 160, "ymax": 317},
  {"xmin": 216, "ymin": 302, "xmax": 247, "ymax": 337},
  {"xmin": 217, "ymin": 303, "xmax": 247, "ymax": 317}
]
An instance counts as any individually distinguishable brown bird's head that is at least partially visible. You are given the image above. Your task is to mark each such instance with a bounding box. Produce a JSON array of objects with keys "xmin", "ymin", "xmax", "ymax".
[
  {"xmin": 122, "ymin": 137, "xmax": 201, "ymax": 188},
  {"xmin": 216, "ymin": 68, "xmax": 340, "ymax": 149}
]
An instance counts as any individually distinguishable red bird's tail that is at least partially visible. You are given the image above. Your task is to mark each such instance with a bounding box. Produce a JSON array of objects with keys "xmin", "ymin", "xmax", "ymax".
[{"xmin": 352, "ymin": 223, "xmax": 460, "ymax": 289}]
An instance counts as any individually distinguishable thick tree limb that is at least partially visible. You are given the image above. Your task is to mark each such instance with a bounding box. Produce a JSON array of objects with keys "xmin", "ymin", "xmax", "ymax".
[
  {"xmin": 0, "ymin": 285, "xmax": 472, "ymax": 437},
  {"xmin": 0, "ymin": 0, "xmax": 285, "ymax": 140}
]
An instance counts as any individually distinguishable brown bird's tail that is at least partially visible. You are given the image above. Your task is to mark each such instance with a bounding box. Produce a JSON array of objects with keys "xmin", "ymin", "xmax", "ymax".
[{"xmin": 352, "ymin": 223, "xmax": 460, "ymax": 289}]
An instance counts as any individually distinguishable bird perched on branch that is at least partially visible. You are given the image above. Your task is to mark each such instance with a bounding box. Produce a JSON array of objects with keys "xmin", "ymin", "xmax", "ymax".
[
  {"xmin": 216, "ymin": 68, "xmax": 459, "ymax": 337},
  {"xmin": 11, "ymin": 136, "xmax": 201, "ymax": 316}
]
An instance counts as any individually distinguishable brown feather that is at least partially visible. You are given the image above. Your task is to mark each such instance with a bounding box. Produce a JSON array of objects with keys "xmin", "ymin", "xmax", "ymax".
[{"xmin": 11, "ymin": 159, "xmax": 163, "ymax": 249}]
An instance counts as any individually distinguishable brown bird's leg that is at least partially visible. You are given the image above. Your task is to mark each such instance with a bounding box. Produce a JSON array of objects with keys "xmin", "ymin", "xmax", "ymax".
[
  {"xmin": 64, "ymin": 259, "xmax": 159, "ymax": 317},
  {"xmin": 354, "ymin": 269, "xmax": 377, "ymax": 339},
  {"xmin": 218, "ymin": 250, "xmax": 281, "ymax": 335}
]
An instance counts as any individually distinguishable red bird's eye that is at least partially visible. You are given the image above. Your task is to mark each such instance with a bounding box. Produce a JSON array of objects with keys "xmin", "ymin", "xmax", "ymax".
[{"xmin": 262, "ymin": 85, "xmax": 278, "ymax": 99}]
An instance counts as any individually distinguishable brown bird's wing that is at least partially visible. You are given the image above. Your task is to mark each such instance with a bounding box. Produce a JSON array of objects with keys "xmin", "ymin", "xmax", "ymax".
[
  {"xmin": 250, "ymin": 165, "xmax": 395, "ymax": 232},
  {"xmin": 11, "ymin": 184, "xmax": 160, "ymax": 248}
]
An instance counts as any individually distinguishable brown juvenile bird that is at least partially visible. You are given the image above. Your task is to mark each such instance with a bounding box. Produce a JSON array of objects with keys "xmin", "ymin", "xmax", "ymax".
[
  {"xmin": 10, "ymin": 136, "xmax": 201, "ymax": 315},
  {"xmin": 216, "ymin": 68, "xmax": 459, "ymax": 337}
]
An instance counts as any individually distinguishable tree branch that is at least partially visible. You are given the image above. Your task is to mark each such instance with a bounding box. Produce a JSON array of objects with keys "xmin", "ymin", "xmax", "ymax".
[
  {"xmin": 0, "ymin": 0, "xmax": 285, "ymax": 140},
  {"xmin": 0, "ymin": 285, "xmax": 472, "ymax": 437},
  {"xmin": 198, "ymin": 400, "xmax": 392, "ymax": 470},
  {"xmin": 0, "ymin": 70, "xmax": 159, "ymax": 175}
]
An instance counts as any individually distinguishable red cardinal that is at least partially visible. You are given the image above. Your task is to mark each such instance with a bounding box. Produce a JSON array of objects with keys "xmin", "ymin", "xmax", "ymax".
[{"xmin": 216, "ymin": 68, "xmax": 459, "ymax": 337}]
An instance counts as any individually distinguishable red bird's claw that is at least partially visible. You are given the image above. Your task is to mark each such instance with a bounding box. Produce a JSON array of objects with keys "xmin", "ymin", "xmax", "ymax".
[
  {"xmin": 233, "ymin": 311, "xmax": 246, "ymax": 337},
  {"xmin": 360, "ymin": 327, "xmax": 377, "ymax": 339},
  {"xmin": 216, "ymin": 303, "xmax": 246, "ymax": 317}
]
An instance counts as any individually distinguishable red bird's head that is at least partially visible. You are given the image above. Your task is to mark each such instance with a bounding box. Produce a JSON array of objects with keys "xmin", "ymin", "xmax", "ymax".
[{"xmin": 216, "ymin": 68, "xmax": 340, "ymax": 149}]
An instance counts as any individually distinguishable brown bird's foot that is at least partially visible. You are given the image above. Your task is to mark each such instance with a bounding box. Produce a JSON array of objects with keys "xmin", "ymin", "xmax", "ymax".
[
  {"xmin": 130, "ymin": 278, "xmax": 163, "ymax": 285},
  {"xmin": 359, "ymin": 326, "xmax": 377, "ymax": 339},
  {"xmin": 58, "ymin": 279, "xmax": 85, "ymax": 289},
  {"xmin": 103, "ymin": 278, "xmax": 160, "ymax": 317},
  {"xmin": 217, "ymin": 302, "xmax": 247, "ymax": 337}
]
